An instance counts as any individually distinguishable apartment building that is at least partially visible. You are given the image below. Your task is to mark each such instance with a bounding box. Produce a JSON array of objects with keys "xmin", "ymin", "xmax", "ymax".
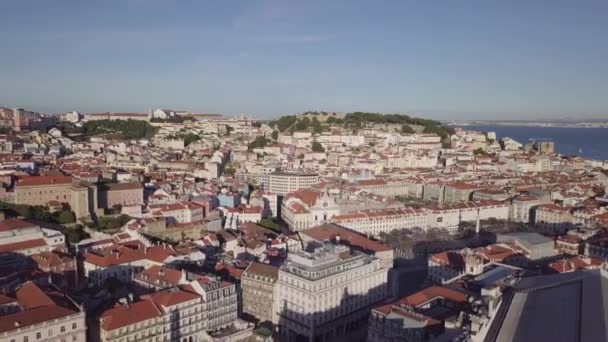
[
  {"xmin": 268, "ymin": 172, "xmax": 319, "ymax": 195},
  {"xmin": 368, "ymin": 286, "xmax": 468, "ymax": 342},
  {"xmin": 0, "ymin": 281, "xmax": 86, "ymax": 342},
  {"xmin": 221, "ymin": 205, "xmax": 263, "ymax": 229},
  {"xmin": 356, "ymin": 179, "xmax": 411, "ymax": 198},
  {"xmin": 188, "ymin": 277, "xmax": 238, "ymax": 332},
  {"xmin": 0, "ymin": 218, "xmax": 65, "ymax": 268},
  {"xmin": 242, "ymin": 262, "xmax": 279, "ymax": 323},
  {"xmin": 422, "ymin": 182, "xmax": 445, "ymax": 203},
  {"xmin": 299, "ymin": 224, "xmax": 394, "ymax": 270},
  {"xmin": 315, "ymin": 134, "xmax": 365, "ymax": 148},
  {"xmin": 100, "ymin": 279, "xmax": 238, "ymax": 342},
  {"xmin": 510, "ymin": 195, "xmax": 545, "ymax": 223},
  {"xmin": 534, "ymin": 203, "xmax": 575, "ymax": 233},
  {"xmin": 99, "ymin": 288, "xmax": 204, "ymax": 342},
  {"xmin": 442, "ymin": 182, "xmax": 477, "ymax": 203},
  {"xmin": 334, "ymin": 207, "xmax": 427, "ymax": 237},
  {"xmin": 424, "ymin": 200, "xmax": 510, "ymax": 232},
  {"xmin": 427, "ymin": 243, "xmax": 524, "ymax": 284},
  {"xmin": 83, "ymin": 243, "xmax": 177, "ymax": 285},
  {"xmin": 273, "ymin": 243, "xmax": 389, "ymax": 342},
  {"xmin": 149, "ymin": 202, "xmax": 205, "ymax": 224}
]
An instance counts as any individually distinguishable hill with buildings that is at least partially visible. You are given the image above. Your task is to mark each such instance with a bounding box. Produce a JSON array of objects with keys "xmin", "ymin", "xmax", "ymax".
[{"xmin": 269, "ymin": 111, "xmax": 454, "ymax": 143}]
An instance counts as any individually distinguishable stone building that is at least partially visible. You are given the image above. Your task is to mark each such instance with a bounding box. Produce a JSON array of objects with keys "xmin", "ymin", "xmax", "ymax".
[
  {"xmin": 242, "ymin": 262, "xmax": 279, "ymax": 323},
  {"xmin": 273, "ymin": 242, "xmax": 389, "ymax": 342},
  {"xmin": 14, "ymin": 175, "xmax": 95, "ymax": 219},
  {"xmin": 98, "ymin": 182, "xmax": 143, "ymax": 209}
]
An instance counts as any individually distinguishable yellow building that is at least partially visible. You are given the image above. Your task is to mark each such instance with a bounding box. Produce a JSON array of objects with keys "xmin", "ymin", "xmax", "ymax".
[{"xmin": 14, "ymin": 175, "xmax": 95, "ymax": 219}]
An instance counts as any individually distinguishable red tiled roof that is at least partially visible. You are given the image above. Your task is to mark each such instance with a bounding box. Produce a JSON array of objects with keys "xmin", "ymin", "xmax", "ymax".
[
  {"xmin": 548, "ymin": 257, "xmax": 603, "ymax": 273},
  {"xmin": 84, "ymin": 244, "xmax": 175, "ymax": 267},
  {"xmin": 244, "ymin": 262, "xmax": 279, "ymax": 280},
  {"xmin": 357, "ymin": 179, "xmax": 387, "ymax": 186},
  {"xmin": 0, "ymin": 305, "xmax": 76, "ymax": 333},
  {"xmin": 16, "ymin": 175, "xmax": 73, "ymax": 187},
  {"xmin": 302, "ymin": 223, "xmax": 391, "ymax": 252},
  {"xmin": 145, "ymin": 288, "xmax": 199, "ymax": 307},
  {"xmin": 0, "ymin": 218, "xmax": 37, "ymax": 232},
  {"xmin": 135, "ymin": 266, "xmax": 182, "ymax": 287},
  {"xmin": 100, "ymin": 300, "xmax": 161, "ymax": 331},
  {"xmin": 31, "ymin": 251, "xmax": 74, "ymax": 269},
  {"xmin": 16, "ymin": 281, "xmax": 55, "ymax": 310},
  {"xmin": 0, "ymin": 293, "xmax": 16, "ymax": 305},
  {"xmin": 429, "ymin": 251, "xmax": 465, "ymax": 269},
  {"xmin": 0, "ymin": 238, "xmax": 47, "ymax": 253},
  {"xmin": 402, "ymin": 286, "xmax": 467, "ymax": 307}
]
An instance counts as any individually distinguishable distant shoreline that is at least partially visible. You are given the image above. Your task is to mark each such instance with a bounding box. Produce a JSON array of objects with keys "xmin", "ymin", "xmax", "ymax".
[{"xmin": 447, "ymin": 122, "xmax": 608, "ymax": 128}]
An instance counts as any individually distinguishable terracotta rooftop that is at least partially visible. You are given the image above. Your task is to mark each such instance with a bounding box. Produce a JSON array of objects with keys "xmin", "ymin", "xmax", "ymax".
[
  {"xmin": 100, "ymin": 299, "xmax": 161, "ymax": 331},
  {"xmin": 0, "ymin": 218, "xmax": 37, "ymax": 232},
  {"xmin": 0, "ymin": 238, "xmax": 47, "ymax": 253},
  {"xmin": 0, "ymin": 305, "xmax": 76, "ymax": 333},
  {"xmin": 0, "ymin": 281, "xmax": 79, "ymax": 333},
  {"xmin": 301, "ymin": 223, "xmax": 391, "ymax": 252},
  {"xmin": 16, "ymin": 175, "xmax": 73, "ymax": 187},
  {"xmin": 402, "ymin": 285, "xmax": 468, "ymax": 307},
  {"xmin": 145, "ymin": 288, "xmax": 199, "ymax": 307},
  {"xmin": 244, "ymin": 262, "xmax": 279, "ymax": 281}
]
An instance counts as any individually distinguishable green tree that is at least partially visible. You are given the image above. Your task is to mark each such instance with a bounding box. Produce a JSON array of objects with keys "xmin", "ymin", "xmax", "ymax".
[
  {"xmin": 224, "ymin": 166, "xmax": 236, "ymax": 176},
  {"xmin": 311, "ymin": 141, "xmax": 325, "ymax": 152},
  {"xmin": 271, "ymin": 130, "xmax": 279, "ymax": 140},
  {"xmin": 311, "ymin": 117, "xmax": 323, "ymax": 133},
  {"xmin": 401, "ymin": 125, "xmax": 415, "ymax": 134},
  {"xmin": 82, "ymin": 119, "xmax": 157, "ymax": 140},
  {"xmin": 271, "ymin": 116, "xmax": 297, "ymax": 132},
  {"xmin": 248, "ymin": 136, "xmax": 271, "ymax": 150},
  {"xmin": 258, "ymin": 217, "xmax": 280, "ymax": 232},
  {"xmin": 294, "ymin": 117, "xmax": 311, "ymax": 131},
  {"xmin": 182, "ymin": 133, "xmax": 200, "ymax": 146},
  {"xmin": 97, "ymin": 214, "xmax": 131, "ymax": 232},
  {"xmin": 473, "ymin": 148, "xmax": 487, "ymax": 155},
  {"xmin": 65, "ymin": 224, "xmax": 90, "ymax": 243},
  {"xmin": 55, "ymin": 210, "xmax": 76, "ymax": 224}
]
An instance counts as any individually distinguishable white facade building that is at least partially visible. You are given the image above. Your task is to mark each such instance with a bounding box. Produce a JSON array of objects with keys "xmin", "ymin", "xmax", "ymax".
[
  {"xmin": 268, "ymin": 172, "xmax": 320, "ymax": 195},
  {"xmin": 273, "ymin": 243, "xmax": 389, "ymax": 342}
]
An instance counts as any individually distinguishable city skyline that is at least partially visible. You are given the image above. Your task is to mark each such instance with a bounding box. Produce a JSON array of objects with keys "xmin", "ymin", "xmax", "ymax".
[{"xmin": 1, "ymin": 0, "xmax": 608, "ymax": 119}]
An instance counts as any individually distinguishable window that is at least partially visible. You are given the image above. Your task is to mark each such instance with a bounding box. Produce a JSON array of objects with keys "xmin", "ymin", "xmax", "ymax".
[
  {"xmin": 36, "ymin": 333, "xmax": 41, "ymax": 340},
  {"xmin": 72, "ymin": 323, "xmax": 77, "ymax": 330},
  {"xmin": 61, "ymin": 326, "xmax": 66, "ymax": 333}
]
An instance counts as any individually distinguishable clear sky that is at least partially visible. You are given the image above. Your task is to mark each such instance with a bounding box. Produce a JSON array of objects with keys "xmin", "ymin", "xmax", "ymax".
[{"xmin": 1, "ymin": 0, "xmax": 607, "ymax": 120}]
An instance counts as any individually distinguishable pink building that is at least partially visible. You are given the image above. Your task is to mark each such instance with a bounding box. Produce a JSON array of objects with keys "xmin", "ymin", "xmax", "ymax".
[{"xmin": 98, "ymin": 182, "xmax": 143, "ymax": 209}]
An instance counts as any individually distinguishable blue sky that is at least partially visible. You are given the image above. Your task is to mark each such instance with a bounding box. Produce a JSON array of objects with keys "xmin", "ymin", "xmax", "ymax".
[{"xmin": 1, "ymin": 0, "xmax": 607, "ymax": 119}]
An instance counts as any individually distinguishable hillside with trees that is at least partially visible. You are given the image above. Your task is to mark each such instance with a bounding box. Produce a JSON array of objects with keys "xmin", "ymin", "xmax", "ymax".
[
  {"xmin": 269, "ymin": 112, "xmax": 453, "ymax": 142},
  {"xmin": 80, "ymin": 119, "xmax": 158, "ymax": 140}
]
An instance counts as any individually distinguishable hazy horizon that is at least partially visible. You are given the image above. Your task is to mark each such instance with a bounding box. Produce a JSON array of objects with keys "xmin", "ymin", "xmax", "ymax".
[{"xmin": 1, "ymin": 1, "xmax": 607, "ymax": 120}]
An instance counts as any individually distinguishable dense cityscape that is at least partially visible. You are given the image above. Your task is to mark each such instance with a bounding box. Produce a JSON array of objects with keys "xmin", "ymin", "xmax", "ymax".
[{"xmin": 0, "ymin": 107, "xmax": 606, "ymax": 342}]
